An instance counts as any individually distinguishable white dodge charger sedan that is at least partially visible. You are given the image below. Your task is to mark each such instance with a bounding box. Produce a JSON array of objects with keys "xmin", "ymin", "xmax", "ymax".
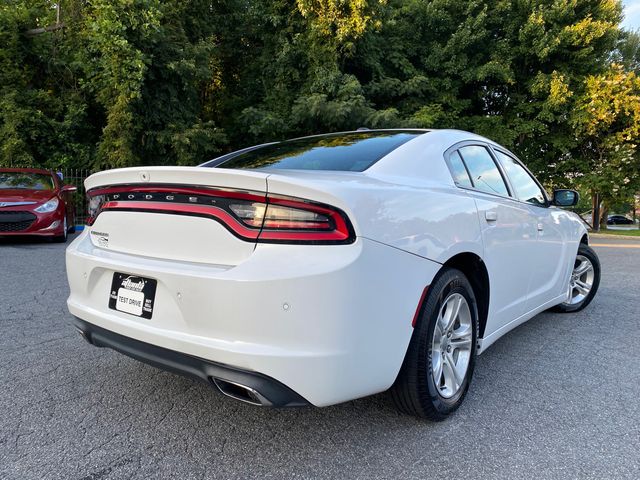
[{"xmin": 66, "ymin": 129, "xmax": 600, "ymax": 419}]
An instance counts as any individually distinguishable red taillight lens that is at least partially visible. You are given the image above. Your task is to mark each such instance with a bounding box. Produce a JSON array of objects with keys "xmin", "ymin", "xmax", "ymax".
[
  {"xmin": 230, "ymin": 202, "xmax": 333, "ymax": 230},
  {"xmin": 262, "ymin": 205, "xmax": 332, "ymax": 230},
  {"xmin": 257, "ymin": 197, "xmax": 352, "ymax": 243},
  {"xmin": 86, "ymin": 185, "xmax": 354, "ymax": 244}
]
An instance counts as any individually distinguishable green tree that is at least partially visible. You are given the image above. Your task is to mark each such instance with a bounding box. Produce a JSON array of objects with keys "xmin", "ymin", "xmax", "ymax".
[
  {"xmin": 615, "ymin": 29, "xmax": 640, "ymax": 73},
  {"xmin": 76, "ymin": 0, "xmax": 230, "ymax": 168},
  {"xmin": 350, "ymin": 0, "xmax": 622, "ymax": 183},
  {"xmin": 0, "ymin": 1, "xmax": 95, "ymax": 167},
  {"xmin": 0, "ymin": 0, "xmax": 635, "ymax": 193},
  {"xmin": 571, "ymin": 64, "xmax": 640, "ymax": 229}
]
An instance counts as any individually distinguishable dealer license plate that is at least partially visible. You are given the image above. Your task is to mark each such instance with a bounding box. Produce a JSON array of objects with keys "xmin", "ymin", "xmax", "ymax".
[{"xmin": 108, "ymin": 272, "xmax": 157, "ymax": 319}]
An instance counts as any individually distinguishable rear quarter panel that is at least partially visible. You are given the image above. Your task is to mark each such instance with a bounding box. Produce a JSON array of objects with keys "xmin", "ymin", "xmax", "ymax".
[
  {"xmin": 347, "ymin": 184, "xmax": 483, "ymax": 263},
  {"xmin": 265, "ymin": 130, "xmax": 487, "ymax": 264},
  {"xmin": 266, "ymin": 173, "xmax": 483, "ymax": 265}
]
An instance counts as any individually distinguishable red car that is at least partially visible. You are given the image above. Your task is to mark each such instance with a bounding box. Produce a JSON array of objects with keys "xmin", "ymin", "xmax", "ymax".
[{"xmin": 0, "ymin": 168, "xmax": 77, "ymax": 242}]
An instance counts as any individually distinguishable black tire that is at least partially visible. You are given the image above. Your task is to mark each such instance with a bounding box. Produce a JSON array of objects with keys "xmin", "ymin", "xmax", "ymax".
[
  {"xmin": 391, "ymin": 268, "xmax": 479, "ymax": 420},
  {"xmin": 552, "ymin": 243, "xmax": 600, "ymax": 313},
  {"xmin": 53, "ymin": 218, "xmax": 69, "ymax": 243},
  {"xmin": 53, "ymin": 231, "xmax": 68, "ymax": 243}
]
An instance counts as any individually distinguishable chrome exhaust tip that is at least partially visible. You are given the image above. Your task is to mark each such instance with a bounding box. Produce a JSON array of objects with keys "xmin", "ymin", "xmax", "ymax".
[
  {"xmin": 211, "ymin": 377, "xmax": 269, "ymax": 406},
  {"xmin": 75, "ymin": 327, "xmax": 92, "ymax": 344}
]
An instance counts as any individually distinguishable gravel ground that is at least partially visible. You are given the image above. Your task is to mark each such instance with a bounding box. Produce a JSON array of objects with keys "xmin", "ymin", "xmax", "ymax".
[{"xmin": 1, "ymin": 235, "xmax": 639, "ymax": 480}]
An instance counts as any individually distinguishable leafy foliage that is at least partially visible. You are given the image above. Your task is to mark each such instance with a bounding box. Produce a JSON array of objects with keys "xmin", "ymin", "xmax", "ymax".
[
  {"xmin": 571, "ymin": 64, "xmax": 640, "ymax": 208},
  {"xmin": 0, "ymin": 0, "xmax": 637, "ymax": 209}
]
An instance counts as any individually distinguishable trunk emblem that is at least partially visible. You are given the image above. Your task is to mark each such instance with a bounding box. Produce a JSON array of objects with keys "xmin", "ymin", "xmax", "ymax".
[{"xmin": 140, "ymin": 171, "xmax": 150, "ymax": 182}]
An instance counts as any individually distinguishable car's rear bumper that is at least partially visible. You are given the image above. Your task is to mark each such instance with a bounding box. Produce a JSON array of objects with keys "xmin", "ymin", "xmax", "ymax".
[
  {"xmin": 72, "ymin": 316, "xmax": 310, "ymax": 407},
  {"xmin": 66, "ymin": 229, "xmax": 441, "ymax": 406}
]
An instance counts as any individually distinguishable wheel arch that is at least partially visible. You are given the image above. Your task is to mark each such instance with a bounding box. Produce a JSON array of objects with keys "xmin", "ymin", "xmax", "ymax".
[{"xmin": 442, "ymin": 252, "xmax": 490, "ymax": 339}]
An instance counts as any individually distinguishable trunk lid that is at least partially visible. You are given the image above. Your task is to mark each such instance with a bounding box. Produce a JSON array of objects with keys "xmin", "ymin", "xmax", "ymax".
[{"xmin": 85, "ymin": 167, "xmax": 269, "ymax": 266}]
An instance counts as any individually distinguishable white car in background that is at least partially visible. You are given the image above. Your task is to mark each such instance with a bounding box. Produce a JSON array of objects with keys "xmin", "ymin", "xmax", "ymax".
[{"xmin": 66, "ymin": 129, "xmax": 600, "ymax": 420}]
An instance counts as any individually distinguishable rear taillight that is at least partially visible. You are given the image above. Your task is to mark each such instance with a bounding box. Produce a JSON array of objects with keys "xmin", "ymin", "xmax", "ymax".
[
  {"xmin": 263, "ymin": 205, "xmax": 329, "ymax": 230},
  {"xmin": 257, "ymin": 197, "xmax": 352, "ymax": 243},
  {"xmin": 86, "ymin": 185, "xmax": 354, "ymax": 244},
  {"xmin": 86, "ymin": 194, "xmax": 106, "ymax": 225},
  {"xmin": 228, "ymin": 202, "xmax": 267, "ymax": 228}
]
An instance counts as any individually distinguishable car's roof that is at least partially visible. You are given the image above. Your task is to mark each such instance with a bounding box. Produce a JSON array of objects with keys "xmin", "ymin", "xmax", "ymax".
[
  {"xmin": 284, "ymin": 128, "xmax": 431, "ymax": 141},
  {"xmin": 203, "ymin": 128, "xmax": 503, "ymax": 186},
  {"xmin": 280, "ymin": 128, "xmax": 494, "ymax": 143},
  {"xmin": 0, "ymin": 167, "xmax": 54, "ymax": 175},
  {"xmin": 202, "ymin": 129, "xmax": 430, "ymax": 170},
  {"xmin": 256, "ymin": 128, "xmax": 500, "ymax": 156},
  {"xmin": 363, "ymin": 128, "xmax": 502, "ymax": 183}
]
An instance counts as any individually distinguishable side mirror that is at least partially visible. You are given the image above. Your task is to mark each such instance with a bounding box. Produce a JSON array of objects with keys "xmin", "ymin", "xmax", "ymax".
[
  {"xmin": 62, "ymin": 185, "xmax": 78, "ymax": 193},
  {"xmin": 552, "ymin": 189, "xmax": 579, "ymax": 207}
]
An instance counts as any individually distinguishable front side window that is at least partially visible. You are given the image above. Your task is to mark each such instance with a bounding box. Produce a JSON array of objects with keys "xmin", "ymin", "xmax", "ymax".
[
  {"xmin": 494, "ymin": 151, "xmax": 547, "ymax": 206},
  {"xmin": 457, "ymin": 146, "xmax": 509, "ymax": 196}
]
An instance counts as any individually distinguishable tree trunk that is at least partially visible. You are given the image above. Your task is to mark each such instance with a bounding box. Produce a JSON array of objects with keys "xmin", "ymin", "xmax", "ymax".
[
  {"xmin": 25, "ymin": 23, "xmax": 65, "ymax": 36},
  {"xmin": 592, "ymin": 191, "xmax": 601, "ymax": 232},
  {"xmin": 600, "ymin": 205, "xmax": 609, "ymax": 231}
]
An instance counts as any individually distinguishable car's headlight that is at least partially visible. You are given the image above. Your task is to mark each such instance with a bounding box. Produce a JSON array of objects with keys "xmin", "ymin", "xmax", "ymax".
[{"xmin": 34, "ymin": 197, "xmax": 59, "ymax": 213}]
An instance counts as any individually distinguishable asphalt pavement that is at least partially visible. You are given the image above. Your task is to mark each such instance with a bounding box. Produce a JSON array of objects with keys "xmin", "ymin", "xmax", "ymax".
[{"xmin": 1, "ymin": 234, "xmax": 639, "ymax": 479}]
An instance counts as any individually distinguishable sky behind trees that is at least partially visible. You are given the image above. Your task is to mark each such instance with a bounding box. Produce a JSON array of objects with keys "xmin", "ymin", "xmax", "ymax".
[{"xmin": 623, "ymin": 0, "xmax": 640, "ymax": 29}]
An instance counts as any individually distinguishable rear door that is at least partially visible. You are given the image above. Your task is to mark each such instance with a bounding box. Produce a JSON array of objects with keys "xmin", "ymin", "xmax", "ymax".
[{"xmin": 450, "ymin": 144, "xmax": 538, "ymax": 337}]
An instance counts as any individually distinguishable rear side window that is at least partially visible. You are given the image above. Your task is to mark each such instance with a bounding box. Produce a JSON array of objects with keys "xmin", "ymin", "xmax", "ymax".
[
  {"xmin": 448, "ymin": 151, "xmax": 473, "ymax": 188},
  {"xmin": 458, "ymin": 146, "xmax": 509, "ymax": 196},
  {"xmin": 494, "ymin": 151, "xmax": 547, "ymax": 206},
  {"xmin": 213, "ymin": 131, "xmax": 422, "ymax": 172}
]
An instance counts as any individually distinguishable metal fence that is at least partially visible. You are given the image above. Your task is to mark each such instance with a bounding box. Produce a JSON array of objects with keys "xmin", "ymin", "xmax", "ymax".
[{"xmin": 57, "ymin": 168, "xmax": 92, "ymax": 226}]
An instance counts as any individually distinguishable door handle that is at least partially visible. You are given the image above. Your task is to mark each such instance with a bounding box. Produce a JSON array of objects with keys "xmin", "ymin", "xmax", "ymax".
[{"xmin": 485, "ymin": 211, "xmax": 498, "ymax": 222}]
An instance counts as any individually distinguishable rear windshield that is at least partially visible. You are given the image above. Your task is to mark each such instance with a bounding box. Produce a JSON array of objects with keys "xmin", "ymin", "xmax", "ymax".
[
  {"xmin": 212, "ymin": 131, "xmax": 422, "ymax": 172},
  {"xmin": 0, "ymin": 172, "xmax": 55, "ymax": 190}
]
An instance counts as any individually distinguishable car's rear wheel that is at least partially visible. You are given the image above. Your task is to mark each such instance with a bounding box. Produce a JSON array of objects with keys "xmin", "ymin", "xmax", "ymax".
[
  {"xmin": 552, "ymin": 243, "xmax": 600, "ymax": 313},
  {"xmin": 391, "ymin": 268, "xmax": 478, "ymax": 420}
]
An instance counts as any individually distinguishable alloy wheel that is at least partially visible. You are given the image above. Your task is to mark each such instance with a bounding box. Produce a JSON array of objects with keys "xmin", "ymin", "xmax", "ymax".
[
  {"xmin": 565, "ymin": 254, "xmax": 595, "ymax": 305},
  {"xmin": 431, "ymin": 293, "xmax": 473, "ymax": 399}
]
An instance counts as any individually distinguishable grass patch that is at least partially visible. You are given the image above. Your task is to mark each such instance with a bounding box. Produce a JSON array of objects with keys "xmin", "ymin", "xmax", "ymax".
[{"xmin": 593, "ymin": 229, "xmax": 640, "ymax": 237}]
